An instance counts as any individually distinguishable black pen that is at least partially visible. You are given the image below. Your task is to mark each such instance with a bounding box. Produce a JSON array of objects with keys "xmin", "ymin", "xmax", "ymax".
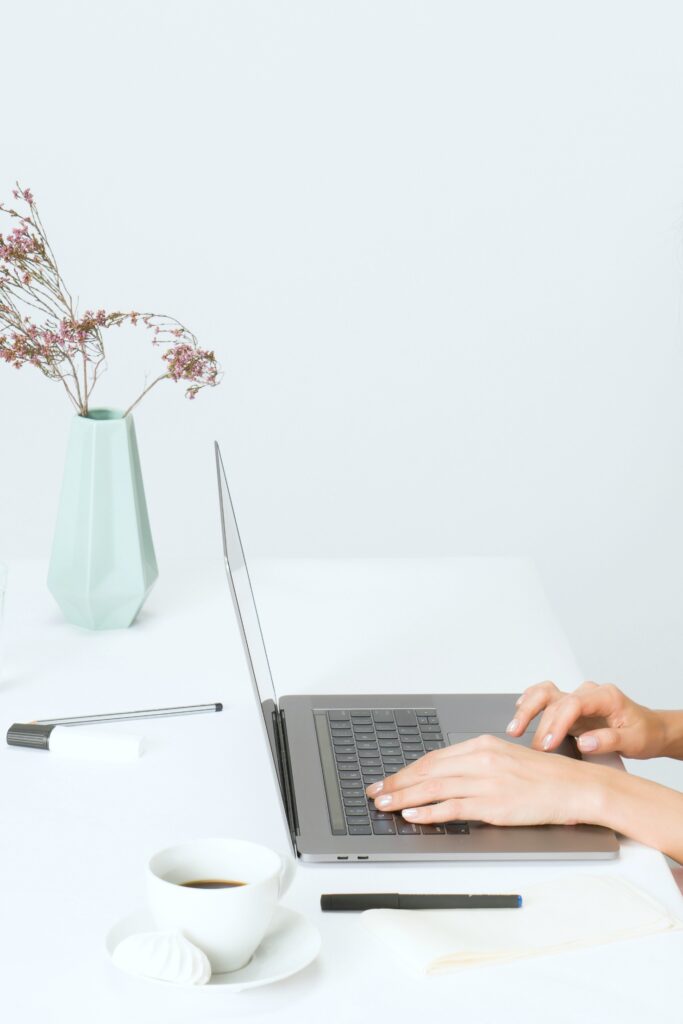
[{"xmin": 321, "ymin": 893, "xmax": 522, "ymax": 911}]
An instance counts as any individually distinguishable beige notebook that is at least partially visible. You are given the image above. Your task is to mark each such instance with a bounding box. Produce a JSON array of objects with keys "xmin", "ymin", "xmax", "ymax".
[{"xmin": 362, "ymin": 874, "xmax": 681, "ymax": 975}]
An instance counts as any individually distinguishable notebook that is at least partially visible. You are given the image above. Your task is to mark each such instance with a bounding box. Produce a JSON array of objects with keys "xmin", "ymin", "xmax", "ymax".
[{"xmin": 362, "ymin": 874, "xmax": 681, "ymax": 975}]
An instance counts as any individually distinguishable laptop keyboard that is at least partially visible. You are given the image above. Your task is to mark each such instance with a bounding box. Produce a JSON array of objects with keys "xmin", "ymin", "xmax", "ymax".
[{"xmin": 323, "ymin": 708, "xmax": 470, "ymax": 837}]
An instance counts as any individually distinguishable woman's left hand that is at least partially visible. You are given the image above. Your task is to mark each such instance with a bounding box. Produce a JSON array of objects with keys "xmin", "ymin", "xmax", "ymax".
[{"xmin": 366, "ymin": 734, "xmax": 605, "ymax": 827}]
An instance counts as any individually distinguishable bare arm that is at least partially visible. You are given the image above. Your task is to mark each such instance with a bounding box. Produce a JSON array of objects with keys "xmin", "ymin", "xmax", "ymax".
[
  {"xmin": 593, "ymin": 766, "xmax": 683, "ymax": 863},
  {"xmin": 659, "ymin": 711, "xmax": 683, "ymax": 760}
]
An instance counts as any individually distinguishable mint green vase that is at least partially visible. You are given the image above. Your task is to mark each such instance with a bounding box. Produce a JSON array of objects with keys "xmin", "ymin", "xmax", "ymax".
[{"xmin": 47, "ymin": 408, "xmax": 158, "ymax": 629}]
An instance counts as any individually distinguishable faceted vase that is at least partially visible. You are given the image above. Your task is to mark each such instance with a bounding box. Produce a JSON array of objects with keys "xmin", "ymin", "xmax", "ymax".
[{"xmin": 47, "ymin": 408, "xmax": 158, "ymax": 629}]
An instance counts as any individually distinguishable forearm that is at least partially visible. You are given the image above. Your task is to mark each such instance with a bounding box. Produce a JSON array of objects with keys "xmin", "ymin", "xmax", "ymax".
[
  {"xmin": 586, "ymin": 765, "xmax": 683, "ymax": 863},
  {"xmin": 658, "ymin": 711, "xmax": 683, "ymax": 759}
]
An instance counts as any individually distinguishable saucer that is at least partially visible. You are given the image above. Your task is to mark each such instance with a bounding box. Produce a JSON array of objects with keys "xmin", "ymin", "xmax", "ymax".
[{"xmin": 105, "ymin": 905, "xmax": 321, "ymax": 992}]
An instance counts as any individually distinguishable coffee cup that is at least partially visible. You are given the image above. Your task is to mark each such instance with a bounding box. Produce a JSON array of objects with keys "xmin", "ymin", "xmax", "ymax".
[{"xmin": 147, "ymin": 837, "xmax": 296, "ymax": 973}]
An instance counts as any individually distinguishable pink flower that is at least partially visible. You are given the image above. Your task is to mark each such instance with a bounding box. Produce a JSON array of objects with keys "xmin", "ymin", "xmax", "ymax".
[{"xmin": 2, "ymin": 184, "xmax": 222, "ymax": 414}]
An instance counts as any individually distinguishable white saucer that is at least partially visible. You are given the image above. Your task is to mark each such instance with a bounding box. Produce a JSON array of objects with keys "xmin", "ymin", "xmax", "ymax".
[{"xmin": 105, "ymin": 905, "xmax": 321, "ymax": 992}]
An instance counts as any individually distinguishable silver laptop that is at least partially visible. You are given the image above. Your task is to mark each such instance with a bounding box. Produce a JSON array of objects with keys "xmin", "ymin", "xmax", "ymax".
[{"xmin": 215, "ymin": 443, "xmax": 618, "ymax": 862}]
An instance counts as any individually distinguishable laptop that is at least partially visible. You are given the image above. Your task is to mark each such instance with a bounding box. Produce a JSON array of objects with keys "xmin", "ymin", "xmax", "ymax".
[{"xmin": 215, "ymin": 443, "xmax": 619, "ymax": 862}]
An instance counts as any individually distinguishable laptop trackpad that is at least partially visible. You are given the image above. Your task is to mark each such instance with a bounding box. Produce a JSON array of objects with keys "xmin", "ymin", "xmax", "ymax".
[{"xmin": 447, "ymin": 732, "xmax": 580, "ymax": 759}]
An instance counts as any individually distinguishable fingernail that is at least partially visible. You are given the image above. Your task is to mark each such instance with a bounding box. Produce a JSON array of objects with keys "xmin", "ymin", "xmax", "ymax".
[
  {"xmin": 578, "ymin": 735, "xmax": 598, "ymax": 752},
  {"xmin": 506, "ymin": 719, "xmax": 519, "ymax": 734},
  {"xmin": 516, "ymin": 695, "xmax": 525, "ymax": 706},
  {"xmin": 376, "ymin": 795, "xmax": 393, "ymax": 809},
  {"xmin": 542, "ymin": 733, "xmax": 554, "ymax": 750},
  {"xmin": 402, "ymin": 808, "xmax": 418, "ymax": 819},
  {"xmin": 366, "ymin": 781, "xmax": 383, "ymax": 797}
]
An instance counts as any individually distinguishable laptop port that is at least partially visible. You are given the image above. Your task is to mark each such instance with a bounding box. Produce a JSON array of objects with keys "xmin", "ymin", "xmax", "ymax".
[
  {"xmin": 337, "ymin": 856, "xmax": 348, "ymax": 860},
  {"xmin": 357, "ymin": 855, "xmax": 369, "ymax": 860}
]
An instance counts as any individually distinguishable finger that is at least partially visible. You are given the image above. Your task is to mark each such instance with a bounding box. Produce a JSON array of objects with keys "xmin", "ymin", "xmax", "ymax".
[
  {"xmin": 366, "ymin": 736, "xmax": 506, "ymax": 797},
  {"xmin": 373, "ymin": 777, "xmax": 480, "ymax": 814},
  {"xmin": 400, "ymin": 797, "xmax": 474, "ymax": 825},
  {"xmin": 532, "ymin": 692, "xmax": 585, "ymax": 750},
  {"xmin": 576, "ymin": 727, "xmax": 622, "ymax": 755},
  {"xmin": 506, "ymin": 681, "xmax": 562, "ymax": 736},
  {"xmin": 533, "ymin": 683, "xmax": 623, "ymax": 752},
  {"xmin": 365, "ymin": 750, "xmax": 467, "ymax": 798}
]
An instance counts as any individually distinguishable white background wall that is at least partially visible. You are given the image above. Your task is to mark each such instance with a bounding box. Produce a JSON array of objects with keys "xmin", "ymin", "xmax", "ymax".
[{"xmin": 1, "ymin": 1, "xmax": 683, "ymax": 788}]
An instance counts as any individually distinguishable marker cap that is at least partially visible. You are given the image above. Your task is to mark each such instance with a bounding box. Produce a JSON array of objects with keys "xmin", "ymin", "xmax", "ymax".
[{"xmin": 6, "ymin": 723, "xmax": 55, "ymax": 750}]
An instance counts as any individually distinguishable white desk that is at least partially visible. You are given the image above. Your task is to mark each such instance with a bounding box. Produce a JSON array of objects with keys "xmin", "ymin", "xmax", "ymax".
[{"xmin": 1, "ymin": 557, "xmax": 681, "ymax": 1023}]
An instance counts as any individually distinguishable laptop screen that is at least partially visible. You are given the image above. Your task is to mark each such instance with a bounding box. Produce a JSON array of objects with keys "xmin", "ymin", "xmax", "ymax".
[{"xmin": 214, "ymin": 443, "xmax": 287, "ymax": 810}]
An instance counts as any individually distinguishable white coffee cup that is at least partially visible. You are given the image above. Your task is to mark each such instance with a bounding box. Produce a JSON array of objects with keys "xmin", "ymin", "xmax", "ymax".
[{"xmin": 147, "ymin": 838, "xmax": 296, "ymax": 974}]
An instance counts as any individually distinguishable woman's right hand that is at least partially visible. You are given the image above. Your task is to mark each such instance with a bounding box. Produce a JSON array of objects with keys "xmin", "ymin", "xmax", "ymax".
[{"xmin": 505, "ymin": 680, "xmax": 667, "ymax": 759}]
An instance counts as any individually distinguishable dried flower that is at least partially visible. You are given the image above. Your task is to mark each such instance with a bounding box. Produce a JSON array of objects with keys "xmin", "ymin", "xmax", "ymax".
[{"xmin": 0, "ymin": 184, "xmax": 222, "ymax": 416}]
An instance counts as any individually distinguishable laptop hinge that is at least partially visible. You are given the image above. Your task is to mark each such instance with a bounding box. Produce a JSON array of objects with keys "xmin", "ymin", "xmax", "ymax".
[{"xmin": 272, "ymin": 707, "xmax": 300, "ymax": 842}]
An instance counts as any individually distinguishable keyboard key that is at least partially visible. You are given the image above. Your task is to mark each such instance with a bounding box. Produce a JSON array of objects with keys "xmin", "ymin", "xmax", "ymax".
[
  {"xmin": 397, "ymin": 820, "xmax": 421, "ymax": 835},
  {"xmin": 356, "ymin": 740, "xmax": 378, "ymax": 750},
  {"xmin": 419, "ymin": 726, "xmax": 442, "ymax": 735},
  {"xmin": 427, "ymin": 716, "xmax": 439, "ymax": 724},
  {"xmin": 415, "ymin": 709, "xmax": 436, "ymax": 716},
  {"xmin": 335, "ymin": 753, "xmax": 358, "ymax": 763},
  {"xmin": 343, "ymin": 797, "xmax": 366, "ymax": 807},
  {"xmin": 351, "ymin": 711, "xmax": 372, "ymax": 719},
  {"xmin": 373, "ymin": 710, "xmax": 395, "ymax": 722},
  {"xmin": 375, "ymin": 722, "xmax": 398, "ymax": 732},
  {"xmin": 445, "ymin": 822, "xmax": 470, "ymax": 834},
  {"xmin": 394, "ymin": 710, "xmax": 417, "ymax": 726},
  {"xmin": 348, "ymin": 824, "xmax": 372, "ymax": 835},
  {"xmin": 338, "ymin": 770, "xmax": 361, "ymax": 780},
  {"xmin": 420, "ymin": 825, "xmax": 445, "ymax": 834},
  {"xmin": 369, "ymin": 809, "xmax": 393, "ymax": 820},
  {"xmin": 362, "ymin": 774, "xmax": 384, "ymax": 784},
  {"xmin": 328, "ymin": 710, "xmax": 351, "ymax": 721},
  {"xmin": 340, "ymin": 785, "xmax": 364, "ymax": 795},
  {"xmin": 404, "ymin": 753, "xmax": 422, "ymax": 762},
  {"xmin": 372, "ymin": 819, "xmax": 397, "ymax": 834},
  {"xmin": 345, "ymin": 807, "xmax": 370, "ymax": 818},
  {"xmin": 400, "ymin": 740, "xmax": 424, "ymax": 749},
  {"xmin": 359, "ymin": 757, "xmax": 382, "ymax": 767},
  {"xmin": 424, "ymin": 742, "xmax": 444, "ymax": 751},
  {"xmin": 417, "ymin": 716, "xmax": 430, "ymax": 725},
  {"xmin": 398, "ymin": 726, "xmax": 419, "ymax": 735},
  {"xmin": 353, "ymin": 724, "xmax": 374, "ymax": 733},
  {"xmin": 330, "ymin": 728, "xmax": 353, "ymax": 738}
]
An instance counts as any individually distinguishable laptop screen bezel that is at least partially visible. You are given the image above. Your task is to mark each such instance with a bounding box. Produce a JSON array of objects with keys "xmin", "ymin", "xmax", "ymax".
[{"xmin": 214, "ymin": 442, "xmax": 296, "ymax": 853}]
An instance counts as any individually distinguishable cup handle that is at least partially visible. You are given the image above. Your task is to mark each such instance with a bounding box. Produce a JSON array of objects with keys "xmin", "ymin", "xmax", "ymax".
[{"xmin": 278, "ymin": 853, "xmax": 297, "ymax": 898}]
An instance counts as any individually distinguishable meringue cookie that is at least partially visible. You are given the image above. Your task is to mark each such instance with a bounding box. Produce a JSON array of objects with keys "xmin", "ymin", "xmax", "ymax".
[{"xmin": 112, "ymin": 930, "xmax": 211, "ymax": 985}]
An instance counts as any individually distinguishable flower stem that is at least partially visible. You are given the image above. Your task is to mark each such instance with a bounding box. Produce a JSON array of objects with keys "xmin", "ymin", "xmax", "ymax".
[{"xmin": 122, "ymin": 373, "xmax": 169, "ymax": 418}]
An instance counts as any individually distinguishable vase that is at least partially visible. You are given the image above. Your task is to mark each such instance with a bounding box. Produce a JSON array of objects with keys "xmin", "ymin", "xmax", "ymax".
[{"xmin": 47, "ymin": 408, "xmax": 158, "ymax": 629}]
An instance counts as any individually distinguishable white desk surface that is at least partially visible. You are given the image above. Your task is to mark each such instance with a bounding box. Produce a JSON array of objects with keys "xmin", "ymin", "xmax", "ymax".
[{"xmin": 1, "ymin": 557, "xmax": 681, "ymax": 1023}]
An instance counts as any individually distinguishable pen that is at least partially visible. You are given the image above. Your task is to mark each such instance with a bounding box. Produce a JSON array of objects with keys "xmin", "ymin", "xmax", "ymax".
[
  {"xmin": 320, "ymin": 893, "xmax": 522, "ymax": 911},
  {"xmin": 32, "ymin": 702, "xmax": 224, "ymax": 727}
]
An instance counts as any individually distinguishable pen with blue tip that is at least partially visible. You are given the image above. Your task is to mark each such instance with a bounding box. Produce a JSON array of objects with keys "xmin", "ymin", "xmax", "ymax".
[{"xmin": 321, "ymin": 893, "xmax": 522, "ymax": 911}]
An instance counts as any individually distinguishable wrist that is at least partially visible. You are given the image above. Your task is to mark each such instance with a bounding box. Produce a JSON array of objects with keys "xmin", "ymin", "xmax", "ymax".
[
  {"xmin": 657, "ymin": 711, "xmax": 683, "ymax": 759},
  {"xmin": 569, "ymin": 762, "xmax": 622, "ymax": 829}
]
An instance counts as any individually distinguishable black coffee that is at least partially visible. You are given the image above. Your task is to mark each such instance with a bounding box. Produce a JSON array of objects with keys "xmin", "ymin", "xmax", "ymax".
[{"xmin": 180, "ymin": 879, "xmax": 246, "ymax": 889}]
